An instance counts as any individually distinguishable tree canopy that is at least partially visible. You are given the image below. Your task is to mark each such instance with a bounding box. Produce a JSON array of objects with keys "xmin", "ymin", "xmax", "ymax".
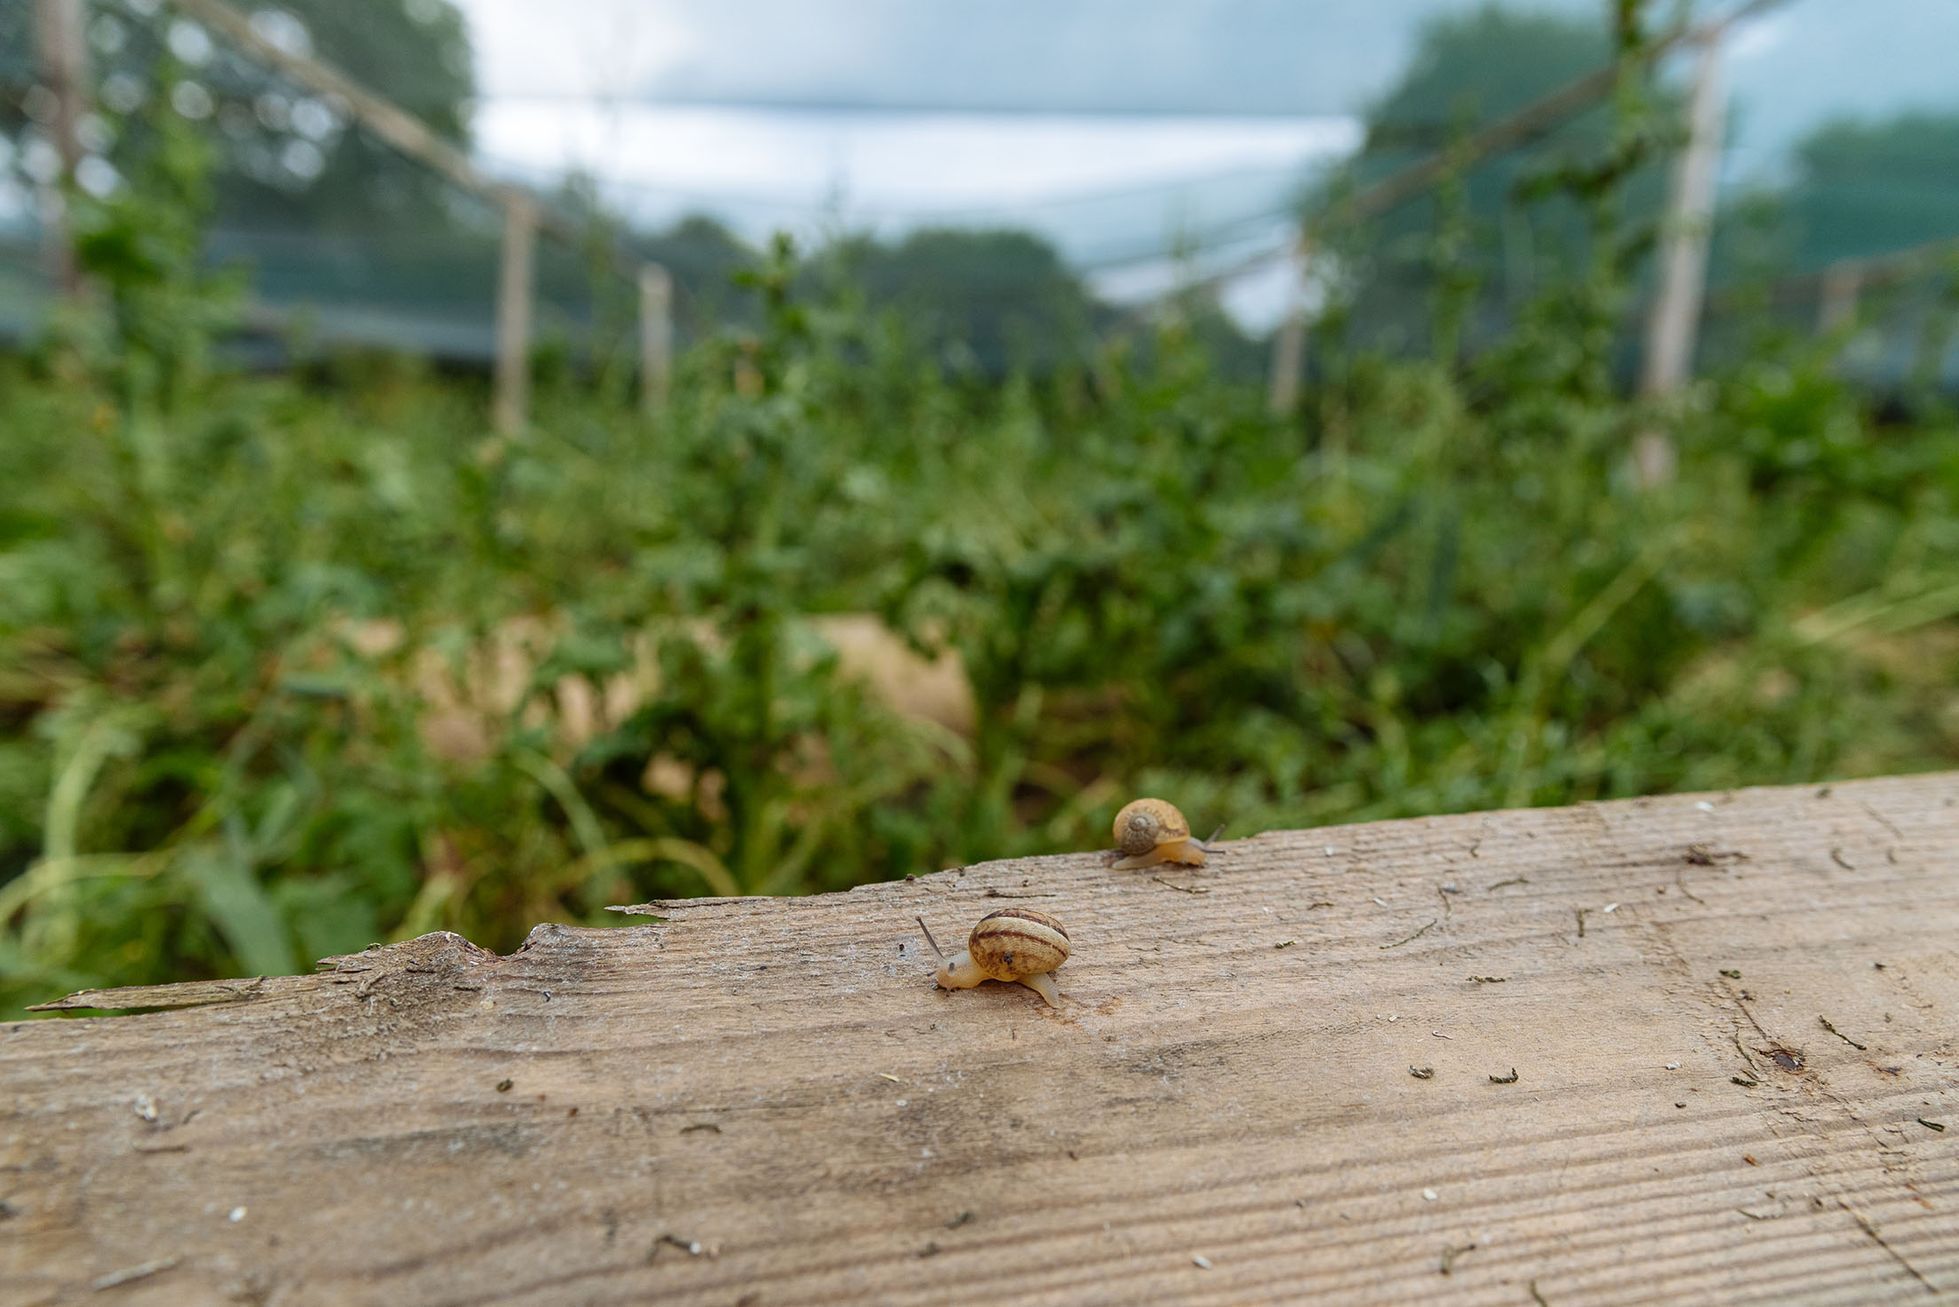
[
  {"xmin": 1314, "ymin": 4, "xmax": 1677, "ymax": 356},
  {"xmin": 1779, "ymin": 113, "xmax": 1959, "ymax": 271}
]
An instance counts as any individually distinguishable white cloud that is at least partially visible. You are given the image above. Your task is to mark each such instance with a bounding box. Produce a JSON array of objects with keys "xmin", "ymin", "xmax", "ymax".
[{"xmin": 456, "ymin": 0, "xmax": 702, "ymax": 101}]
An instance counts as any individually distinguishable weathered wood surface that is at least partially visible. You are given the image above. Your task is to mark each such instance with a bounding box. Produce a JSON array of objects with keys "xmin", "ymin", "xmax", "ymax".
[{"xmin": 4, "ymin": 775, "xmax": 1957, "ymax": 1306}]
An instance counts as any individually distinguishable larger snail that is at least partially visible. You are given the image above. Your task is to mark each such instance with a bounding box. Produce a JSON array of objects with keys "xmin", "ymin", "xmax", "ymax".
[
  {"xmin": 918, "ymin": 909, "xmax": 1070, "ymax": 1008},
  {"xmin": 1106, "ymin": 797, "xmax": 1217, "ymax": 871}
]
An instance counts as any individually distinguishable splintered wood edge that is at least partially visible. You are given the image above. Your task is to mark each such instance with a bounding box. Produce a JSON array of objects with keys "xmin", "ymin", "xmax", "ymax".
[
  {"xmin": 27, "ymin": 930, "xmax": 500, "ymax": 1014},
  {"xmin": 26, "ymin": 976, "xmax": 290, "ymax": 1013},
  {"xmin": 22, "ymin": 772, "xmax": 1952, "ymax": 1016}
]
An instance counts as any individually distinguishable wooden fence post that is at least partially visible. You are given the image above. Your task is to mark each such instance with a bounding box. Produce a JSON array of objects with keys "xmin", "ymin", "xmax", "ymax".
[
  {"xmin": 1266, "ymin": 253, "xmax": 1306, "ymax": 418},
  {"xmin": 1635, "ymin": 32, "xmax": 1727, "ymax": 487},
  {"xmin": 1816, "ymin": 261, "xmax": 1862, "ymax": 333},
  {"xmin": 493, "ymin": 192, "xmax": 537, "ymax": 437},
  {"xmin": 1266, "ymin": 238, "xmax": 1312, "ymax": 416},
  {"xmin": 638, "ymin": 263, "xmax": 673, "ymax": 415},
  {"xmin": 32, "ymin": 0, "xmax": 89, "ymax": 298}
]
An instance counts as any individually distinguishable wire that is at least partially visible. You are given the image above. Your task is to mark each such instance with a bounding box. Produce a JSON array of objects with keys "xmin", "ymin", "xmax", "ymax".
[
  {"xmin": 464, "ymin": 92, "xmax": 1355, "ymax": 121},
  {"xmin": 472, "ymin": 149, "xmax": 1328, "ymax": 222}
]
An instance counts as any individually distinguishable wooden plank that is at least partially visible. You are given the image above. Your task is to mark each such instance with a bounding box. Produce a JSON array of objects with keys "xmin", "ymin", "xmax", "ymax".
[{"xmin": 3, "ymin": 774, "xmax": 1956, "ymax": 1306}]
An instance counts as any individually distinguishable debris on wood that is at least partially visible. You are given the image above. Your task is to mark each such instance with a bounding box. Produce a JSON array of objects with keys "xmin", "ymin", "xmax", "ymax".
[
  {"xmin": 1410, "ymin": 1066, "xmax": 1435, "ymax": 1080},
  {"xmin": 1817, "ymin": 1017, "xmax": 1866, "ymax": 1050},
  {"xmin": 90, "ymin": 1257, "xmax": 182, "ymax": 1292},
  {"xmin": 1150, "ymin": 876, "xmax": 1208, "ymax": 894},
  {"xmin": 1381, "ymin": 918, "xmax": 1439, "ymax": 950},
  {"xmin": 1490, "ymin": 1068, "xmax": 1520, "ymax": 1084},
  {"xmin": 1440, "ymin": 1242, "xmax": 1477, "ymax": 1274}
]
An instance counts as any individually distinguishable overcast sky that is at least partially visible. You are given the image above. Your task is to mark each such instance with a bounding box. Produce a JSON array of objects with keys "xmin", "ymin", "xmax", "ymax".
[
  {"xmin": 454, "ymin": 1, "xmax": 1959, "ymax": 132},
  {"xmin": 448, "ymin": 0, "xmax": 1959, "ymax": 320}
]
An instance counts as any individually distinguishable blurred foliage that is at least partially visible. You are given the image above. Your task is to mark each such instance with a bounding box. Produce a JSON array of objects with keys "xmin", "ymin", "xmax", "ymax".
[
  {"xmin": 1781, "ymin": 113, "xmax": 1959, "ymax": 271},
  {"xmin": 1, "ymin": 0, "xmax": 473, "ymax": 230},
  {"xmin": 825, "ymin": 227, "xmax": 1098, "ymax": 376},
  {"xmin": 1312, "ymin": 3, "xmax": 1678, "ymax": 360},
  {"xmin": 3, "ymin": 0, "xmax": 1958, "ymax": 1019},
  {"xmin": 4, "ymin": 215, "xmax": 1957, "ymax": 1015}
]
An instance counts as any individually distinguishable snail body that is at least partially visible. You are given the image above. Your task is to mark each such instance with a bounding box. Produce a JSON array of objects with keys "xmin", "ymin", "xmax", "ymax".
[
  {"xmin": 921, "ymin": 909, "xmax": 1070, "ymax": 1007},
  {"xmin": 1109, "ymin": 797, "xmax": 1208, "ymax": 871}
]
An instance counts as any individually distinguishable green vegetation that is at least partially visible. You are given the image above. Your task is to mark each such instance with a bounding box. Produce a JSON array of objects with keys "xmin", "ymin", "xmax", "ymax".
[
  {"xmin": 1322, "ymin": 5, "xmax": 1679, "ymax": 359},
  {"xmin": 3, "ymin": 1, "xmax": 1956, "ymax": 1018},
  {"xmin": 5, "ymin": 218, "xmax": 1956, "ymax": 1014}
]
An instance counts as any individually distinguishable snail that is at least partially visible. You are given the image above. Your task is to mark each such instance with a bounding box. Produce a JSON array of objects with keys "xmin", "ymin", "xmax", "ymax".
[
  {"xmin": 917, "ymin": 909, "xmax": 1070, "ymax": 1008},
  {"xmin": 1106, "ymin": 797, "xmax": 1220, "ymax": 871}
]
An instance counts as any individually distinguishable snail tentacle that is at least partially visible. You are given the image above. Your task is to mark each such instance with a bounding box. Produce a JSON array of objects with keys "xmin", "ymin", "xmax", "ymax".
[{"xmin": 1019, "ymin": 972, "xmax": 1061, "ymax": 1008}]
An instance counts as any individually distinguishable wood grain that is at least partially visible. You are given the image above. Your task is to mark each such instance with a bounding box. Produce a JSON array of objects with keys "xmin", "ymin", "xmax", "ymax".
[{"xmin": 3, "ymin": 775, "xmax": 1956, "ymax": 1306}]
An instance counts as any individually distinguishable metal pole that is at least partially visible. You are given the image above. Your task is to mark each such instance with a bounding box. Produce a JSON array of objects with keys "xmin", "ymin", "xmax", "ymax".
[
  {"xmin": 33, "ymin": 0, "xmax": 89, "ymax": 297},
  {"xmin": 639, "ymin": 263, "xmax": 673, "ymax": 415},
  {"xmin": 493, "ymin": 192, "xmax": 537, "ymax": 437},
  {"xmin": 1635, "ymin": 33, "xmax": 1727, "ymax": 487}
]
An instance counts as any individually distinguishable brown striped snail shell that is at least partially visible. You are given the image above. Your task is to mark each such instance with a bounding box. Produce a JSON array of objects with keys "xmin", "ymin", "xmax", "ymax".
[
  {"xmin": 1109, "ymin": 797, "xmax": 1207, "ymax": 871},
  {"xmin": 919, "ymin": 908, "xmax": 1070, "ymax": 1008}
]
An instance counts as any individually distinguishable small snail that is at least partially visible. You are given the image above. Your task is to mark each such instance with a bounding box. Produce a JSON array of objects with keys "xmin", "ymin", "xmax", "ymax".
[
  {"xmin": 918, "ymin": 909, "xmax": 1070, "ymax": 1008},
  {"xmin": 1106, "ymin": 797, "xmax": 1219, "ymax": 871}
]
